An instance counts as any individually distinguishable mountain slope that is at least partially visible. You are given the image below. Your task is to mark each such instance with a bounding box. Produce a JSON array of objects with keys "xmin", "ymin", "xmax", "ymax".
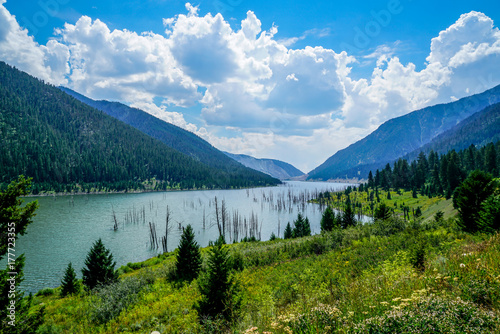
[
  {"xmin": 0, "ymin": 61, "xmax": 279, "ymax": 191},
  {"xmin": 308, "ymin": 84, "xmax": 500, "ymax": 180},
  {"xmin": 403, "ymin": 101, "xmax": 500, "ymax": 160},
  {"xmin": 59, "ymin": 87, "xmax": 278, "ymax": 185},
  {"xmin": 223, "ymin": 152, "xmax": 304, "ymax": 180}
]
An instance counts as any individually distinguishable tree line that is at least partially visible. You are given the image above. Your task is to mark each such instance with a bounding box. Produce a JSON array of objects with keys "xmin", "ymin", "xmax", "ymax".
[{"xmin": 367, "ymin": 141, "xmax": 499, "ymax": 198}]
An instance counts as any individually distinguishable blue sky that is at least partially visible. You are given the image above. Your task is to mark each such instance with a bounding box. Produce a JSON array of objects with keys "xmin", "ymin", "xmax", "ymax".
[{"xmin": 1, "ymin": 0, "xmax": 500, "ymax": 172}]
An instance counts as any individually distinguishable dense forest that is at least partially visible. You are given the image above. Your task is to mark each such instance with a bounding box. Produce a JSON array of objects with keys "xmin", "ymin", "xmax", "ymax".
[
  {"xmin": 0, "ymin": 62, "xmax": 279, "ymax": 193},
  {"xmin": 367, "ymin": 141, "xmax": 500, "ymax": 198},
  {"xmin": 59, "ymin": 87, "xmax": 286, "ymax": 182}
]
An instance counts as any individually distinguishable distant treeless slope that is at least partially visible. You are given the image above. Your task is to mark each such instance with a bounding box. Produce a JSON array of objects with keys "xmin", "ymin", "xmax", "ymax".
[{"xmin": 223, "ymin": 152, "xmax": 304, "ymax": 180}]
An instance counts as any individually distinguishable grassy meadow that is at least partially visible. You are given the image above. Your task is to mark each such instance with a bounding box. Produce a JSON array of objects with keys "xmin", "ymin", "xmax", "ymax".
[{"xmin": 30, "ymin": 190, "xmax": 500, "ymax": 333}]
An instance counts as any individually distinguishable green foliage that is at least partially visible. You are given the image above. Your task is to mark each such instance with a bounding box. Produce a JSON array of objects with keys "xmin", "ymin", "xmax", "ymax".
[
  {"xmin": 0, "ymin": 62, "xmax": 279, "ymax": 193},
  {"xmin": 197, "ymin": 238, "xmax": 240, "ymax": 324},
  {"xmin": 90, "ymin": 275, "xmax": 149, "ymax": 324},
  {"xmin": 174, "ymin": 225, "xmax": 202, "ymax": 282},
  {"xmin": 453, "ymin": 170, "xmax": 495, "ymax": 233},
  {"xmin": 0, "ymin": 176, "xmax": 44, "ymax": 333},
  {"xmin": 284, "ymin": 222, "xmax": 293, "ymax": 239},
  {"xmin": 60, "ymin": 263, "xmax": 80, "ymax": 297},
  {"xmin": 479, "ymin": 187, "xmax": 500, "ymax": 233},
  {"xmin": 82, "ymin": 239, "xmax": 118, "ymax": 290},
  {"xmin": 354, "ymin": 296, "xmax": 499, "ymax": 333},
  {"xmin": 0, "ymin": 175, "xmax": 38, "ymax": 258},
  {"xmin": 374, "ymin": 202, "xmax": 392, "ymax": 221},
  {"xmin": 320, "ymin": 206, "xmax": 337, "ymax": 232},
  {"xmin": 292, "ymin": 213, "xmax": 311, "ymax": 238},
  {"xmin": 342, "ymin": 197, "xmax": 357, "ymax": 228}
]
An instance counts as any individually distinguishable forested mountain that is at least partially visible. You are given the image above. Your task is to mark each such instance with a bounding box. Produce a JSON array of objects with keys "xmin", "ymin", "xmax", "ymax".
[
  {"xmin": 0, "ymin": 62, "xmax": 279, "ymax": 193},
  {"xmin": 307, "ymin": 84, "xmax": 500, "ymax": 180},
  {"xmin": 403, "ymin": 102, "xmax": 500, "ymax": 161},
  {"xmin": 59, "ymin": 87, "xmax": 276, "ymax": 183},
  {"xmin": 223, "ymin": 152, "xmax": 304, "ymax": 180}
]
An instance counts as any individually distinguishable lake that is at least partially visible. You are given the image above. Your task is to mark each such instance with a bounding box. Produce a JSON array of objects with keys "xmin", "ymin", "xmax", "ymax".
[{"xmin": 7, "ymin": 181, "xmax": 354, "ymax": 293}]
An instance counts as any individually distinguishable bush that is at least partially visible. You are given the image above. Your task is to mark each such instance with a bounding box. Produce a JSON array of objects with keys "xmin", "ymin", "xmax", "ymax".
[
  {"xmin": 354, "ymin": 296, "xmax": 499, "ymax": 333},
  {"xmin": 90, "ymin": 276, "xmax": 149, "ymax": 324},
  {"xmin": 36, "ymin": 288, "xmax": 55, "ymax": 297}
]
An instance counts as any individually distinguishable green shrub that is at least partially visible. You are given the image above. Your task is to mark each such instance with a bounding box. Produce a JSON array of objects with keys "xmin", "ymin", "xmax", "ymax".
[
  {"xmin": 354, "ymin": 296, "xmax": 499, "ymax": 333},
  {"xmin": 90, "ymin": 276, "xmax": 149, "ymax": 324},
  {"xmin": 460, "ymin": 279, "xmax": 500, "ymax": 307},
  {"xmin": 36, "ymin": 288, "xmax": 55, "ymax": 297}
]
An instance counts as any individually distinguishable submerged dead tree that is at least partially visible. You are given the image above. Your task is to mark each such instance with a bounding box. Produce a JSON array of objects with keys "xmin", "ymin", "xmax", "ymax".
[{"xmin": 161, "ymin": 205, "xmax": 174, "ymax": 253}]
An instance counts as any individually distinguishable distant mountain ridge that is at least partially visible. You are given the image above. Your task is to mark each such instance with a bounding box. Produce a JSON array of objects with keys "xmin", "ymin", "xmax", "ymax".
[
  {"xmin": 59, "ymin": 87, "xmax": 280, "ymax": 186},
  {"xmin": 223, "ymin": 152, "xmax": 304, "ymax": 180},
  {"xmin": 307, "ymin": 84, "xmax": 500, "ymax": 180}
]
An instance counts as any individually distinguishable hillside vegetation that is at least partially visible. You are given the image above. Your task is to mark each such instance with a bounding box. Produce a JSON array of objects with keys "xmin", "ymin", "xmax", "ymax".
[
  {"xmin": 27, "ymin": 194, "xmax": 500, "ymax": 333},
  {"xmin": 59, "ymin": 87, "xmax": 280, "ymax": 185},
  {"xmin": 0, "ymin": 62, "xmax": 279, "ymax": 193},
  {"xmin": 308, "ymin": 84, "xmax": 500, "ymax": 180}
]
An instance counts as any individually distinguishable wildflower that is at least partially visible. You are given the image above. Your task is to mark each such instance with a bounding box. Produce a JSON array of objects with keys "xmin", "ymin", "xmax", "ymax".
[
  {"xmin": 380, "ymin": 301, "xmax": 389, "ymax": 306},
  {"xmin": 392, "ymin": 297, "xmax": 401, "ymax": 302},
  {"xmin": 460, "ymin": 263, "xmax": 465, "ymax": 268}
]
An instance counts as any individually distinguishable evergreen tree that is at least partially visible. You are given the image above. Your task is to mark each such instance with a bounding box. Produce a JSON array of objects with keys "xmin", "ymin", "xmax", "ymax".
[
  {"xmin": 342, "ymin": 196, "xmax": 356, "ymax": 228},
  {"xmin": 0, "ymin": 176, "xmax": 44, "ymax": 333},
  {"xmin": 175, "ymin": 225, "xmax": 202, "ymax": 281},
  {"xmin": 283, "ymin": 222, "xmax": 293, "ymax": 239},
  {"xmin": 197, "ymin": 237, "xmax": 240, "ymax": 323},
  {"xmin": 61, "ymin": 262, "xmax": 79, "ymax": 296},
  {"xmin": 374, "ymin": 202, "xmax": 392, "ymax": 221},
  {"xmin": 453, "ymin": 170, "xmax": 495, "ymax": 233},
  {"xmin": 367, "ymin": 171, "xmax": 374, "ymax": 188},
  {"xmin": 292, "ymin": 213, "xmax": 311, "ymax": 238},
  {"xmin": 82, "ymin": 239, "xmax": 118, "ymax": 290},
  {"xmin": 484, "ymin": 143, "xmax": 497, "ymax": 176},
  {"xmin": 320, "ymin": 206, "xmax": 336, "ymax": 232},
  {"xmin": 479, "ymin": 187, "xmax": 500, "ymax": 233}
]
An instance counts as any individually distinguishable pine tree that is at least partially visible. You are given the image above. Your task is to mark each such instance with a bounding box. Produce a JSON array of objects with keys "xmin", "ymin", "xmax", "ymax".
[
  {"xmin": 374, "ymin": 202, "xmax": 392, "ymax": 221},
  {"xmin": 479, "ymin": 189, "xmax": 500, "ymax": 233},
  {"xmin": 197, "ymin": 237, "xmax": 240, "ymax": 323},
  {"xmin": 175, "ymin": 225, "xmax": 202, "ymax": 281},
  {"xmin": 82, "ymin": 239, "xmax": 118, "ymax": 290},
  {"xmin": 342, "ymin": 196, "xmax": 356, "ymax": 228},
  {"xmin": 0, "ymin": 176, "xmax": 44, "ymax": 333},
  {"xmin": 61, "ymin": 262, "xmax": 79, "ymax": 296},
  {"xmin": 453, "ymin": 170, "xmax": 495, "ymax": 233},
  {"xmin": 283, "ymin": 222, "xmax": 293, "ymax": 239},
  {"xmin": 320, "ymin": 206, "xmax": 336, "ymax": 232}
]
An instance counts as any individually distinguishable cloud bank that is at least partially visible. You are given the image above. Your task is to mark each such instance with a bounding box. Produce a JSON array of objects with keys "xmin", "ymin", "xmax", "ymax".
[{"xmin": 1, "ymin": 2, "xmax": 500, "ymax": 172}]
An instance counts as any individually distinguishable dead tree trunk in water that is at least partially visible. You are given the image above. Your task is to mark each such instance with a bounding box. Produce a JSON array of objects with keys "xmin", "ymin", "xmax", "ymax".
[{"xmin": 161, "ymin": 206, "xmax": 173, "ymax": 253}]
